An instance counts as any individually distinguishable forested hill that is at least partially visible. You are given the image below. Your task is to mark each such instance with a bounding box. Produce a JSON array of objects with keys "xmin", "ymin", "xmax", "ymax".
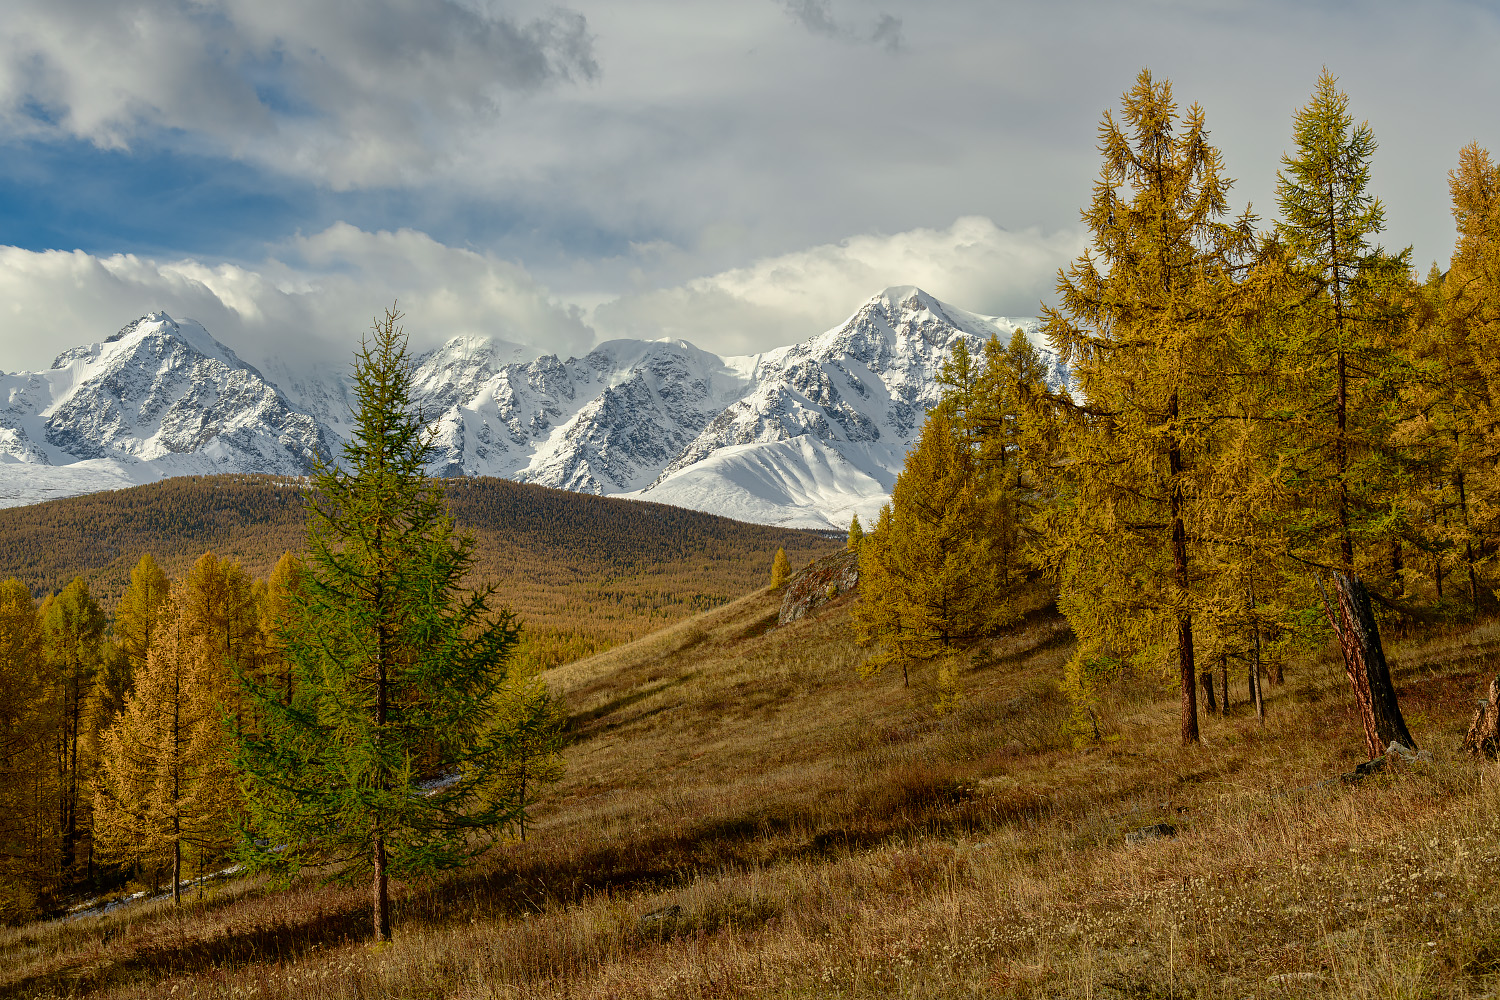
[{"xmin": 0, "ymin": 474, "xmax": 835, "ymax": 654}]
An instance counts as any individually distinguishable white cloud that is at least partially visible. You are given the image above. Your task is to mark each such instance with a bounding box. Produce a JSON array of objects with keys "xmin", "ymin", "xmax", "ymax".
[
  {"xmin": 0, "ymin": 216, "xmax": 1079, "ymax": 372},
  {"xmin": 0, "ymin": 0, "xmax": 596, "ymax": 188},
  {"xmin": 591, "ymin": 216, "xmax": 1082, "ymax": 355},
  {"xmin": 0, "ymin": 225, "xmax": 594, "ymax": 372}
]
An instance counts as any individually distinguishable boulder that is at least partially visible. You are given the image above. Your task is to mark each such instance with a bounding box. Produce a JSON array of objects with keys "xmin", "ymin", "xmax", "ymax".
[
  {"xmin": 637, "ymin": 904, "xmax": 683, "ymax": 940},
  {"xmin": 778, "ymin": 549, "xmax": 860, "ymax": 626},
  {"xmin": 1124, "ymin": 822, "xmax": 1177, "ymax": 845}
]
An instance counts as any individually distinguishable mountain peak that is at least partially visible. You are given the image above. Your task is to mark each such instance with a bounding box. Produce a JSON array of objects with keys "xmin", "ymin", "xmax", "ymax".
[{"xmin": 6, "ymin": 289, "xmax": 1054, "ymax": 528}]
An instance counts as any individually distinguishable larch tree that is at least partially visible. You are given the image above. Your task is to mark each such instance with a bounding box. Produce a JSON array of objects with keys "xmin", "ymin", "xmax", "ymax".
[
  {"xmin": 1438, "ymin": 143, "xmax": 1500, "ymax": 609},
  {"xmin": 255, "ymin": 551, "xmax": 305, "ymax": 705},
  {"xmin": 175, "ymin": 551, "xmax": 259, "ymax": 730},
  {"xmin": 1275, "ymin": 69, "xmax": 1412, "ymax": 578},
  {"xmin": 93, "ymin": 555, "xmax": 254, "ymax": 903},
  {"xmin": 235, "ymin": 307, "xmax": 527, "ymax": 942},
  {"xmin": 846, "ymin": 515, "xmax": 864, "ymax": 552},
  {"xmin": 770, "ymin": 547, "xmax": 791, "ymax": 588},
  {"xmin": 852, "ymin": 404, "xmax": 1018, "ymax": 683},
  {"xmin": 96, "ymin": 554, "xmax": 171, "ymax": 735},
  {"xmin": 1041, "ymin": 68, "xmax": 1255, "ymax": 746},
  {"xmin": 0, "ymin": 579, "xmax": 48, "ymax": 917},
  {"xmin": 110, "ymin": 554, "xmax": 171, "ymax": 687},
  {"xmin": 94, "ymin": 612, "xmax": 237, "ymax": 904},
  {"xmin": 39, "ymin": 578, "xmax": 108, "ymax": 878}
]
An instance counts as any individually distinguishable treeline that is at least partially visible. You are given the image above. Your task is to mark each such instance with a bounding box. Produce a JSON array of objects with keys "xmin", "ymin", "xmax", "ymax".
[{"xmin": 857, "ymin": 70, "xmax": 1500, "ymax": 744}]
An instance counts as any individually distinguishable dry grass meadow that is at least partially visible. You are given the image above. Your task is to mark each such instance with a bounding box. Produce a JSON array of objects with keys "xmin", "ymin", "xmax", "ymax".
[{"xmin": 5, "ymin": 578, "xmax": 1500, "ymax": 998}]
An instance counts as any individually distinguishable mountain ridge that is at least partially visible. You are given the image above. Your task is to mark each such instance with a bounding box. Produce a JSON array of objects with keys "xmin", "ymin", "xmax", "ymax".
[{"xmin": 0, "ymin": 289, "xmax": 1061, "ymax": 527}]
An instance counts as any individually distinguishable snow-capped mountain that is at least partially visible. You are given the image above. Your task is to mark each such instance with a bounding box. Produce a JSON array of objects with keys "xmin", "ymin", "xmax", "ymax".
[
  {"xmin": 0, "ymin": 289, "xmax": 1060, "ymax": 528},
  {"xmin": 0, "ymin": 313, "xmax": 329, "ymax": 506},
  {"xmin": 407, "ymin": 337, "xmax": 756, "ymax": 493},
  {"xmin": 630, "ymin": 287, "xmax": 1061, "ymax": 528}
]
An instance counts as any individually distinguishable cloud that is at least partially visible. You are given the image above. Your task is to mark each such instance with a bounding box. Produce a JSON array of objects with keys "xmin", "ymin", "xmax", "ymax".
[
  {"xmin": 781, "ymin": 0, "xmax": 903, "ymax": 51},
  {"xmin": 0, "ymin": 225, "xmax": 594, "ymax": 372},
  {"xmin": 0, "ymin": 216, "xmax": 1081, "ymax": 372},
  {"xmin": 591, "ymin": 216, "xmax": 1082, "ymax": 356},
  {"xmin": 0, "ymin": 0, "xmax": 597, "ymax": 188}
]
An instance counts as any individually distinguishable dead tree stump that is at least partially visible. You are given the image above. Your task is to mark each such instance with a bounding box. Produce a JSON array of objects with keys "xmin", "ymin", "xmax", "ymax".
[{"xmin": 1463, "ymin": 675, "xmax": 1500, "ymax": 758}]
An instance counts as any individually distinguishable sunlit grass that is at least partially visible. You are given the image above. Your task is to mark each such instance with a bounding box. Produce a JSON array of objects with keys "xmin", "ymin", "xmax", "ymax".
[{"xmin": 6, "ymin": 587, "xmax": 1500, "ymax": 998}]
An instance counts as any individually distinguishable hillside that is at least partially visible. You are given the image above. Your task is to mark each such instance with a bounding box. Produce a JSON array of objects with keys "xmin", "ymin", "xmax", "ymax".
[
  {"xmin": 5, "ymin": 563, "xmax": 1500, "ymax": 997},
  {"xmin": 0, "ymin": 474, "xmax": 835, "ymax": 659}
]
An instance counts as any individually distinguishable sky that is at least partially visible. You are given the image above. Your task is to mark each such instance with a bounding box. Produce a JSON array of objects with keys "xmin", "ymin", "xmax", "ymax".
[{"xmin": 0, "ymin": 0, "xmax": 1497, "ymax": 371}]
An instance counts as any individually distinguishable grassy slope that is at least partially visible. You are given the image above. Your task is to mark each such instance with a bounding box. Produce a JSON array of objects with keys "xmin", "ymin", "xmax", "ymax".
[{"xmin": 5, "ymin": 578, "xmax": 1500, "ymax": 998}]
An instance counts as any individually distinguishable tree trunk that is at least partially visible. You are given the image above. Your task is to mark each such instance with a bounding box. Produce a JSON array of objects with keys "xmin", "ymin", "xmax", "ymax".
[
  {"xmin": 1169, "ymin": 392, "xmax": 1198, "ymax": 746},
  {"xmin": 171, "ymin": 834, "xmax": 181, "ymax": 907},
  {"xmin": 1200, "ymin": 669, "xmax": 1217, "ymax": 713},
  {"xmin": 1321, "ymin": 573, "xmax": 1417, "ymax": 757},
  {"xmin": 1179, "ymin": 616, "xmax": 1198, "ymax": 745},
  {"xmin": 1251, "ymin": 631, "xmax": 1265, "ymax": 728},
  {"xmin": 1456, "ymin": 471, "xmax": 1478, "ymax": 618},
  {"xmin": 373, "ymin": 831, "xmax": 390, "ymax": 942},
  {"xmin": 1219, "ymin": 655, "xmax": 1229, "ymax": 716},
  {"xmin": 1248, "ymin": 581, "xmax": 1266, "ymax": 726}
]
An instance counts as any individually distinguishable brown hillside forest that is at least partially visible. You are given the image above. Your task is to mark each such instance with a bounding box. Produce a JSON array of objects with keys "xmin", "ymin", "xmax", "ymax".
[
  {"xmin": 0, "ymin": 475, "xmax": 834, "ymax": 664},
  {"xmin": 5, "ymin": 66, "xmax": 1500, "ymax": 995}
]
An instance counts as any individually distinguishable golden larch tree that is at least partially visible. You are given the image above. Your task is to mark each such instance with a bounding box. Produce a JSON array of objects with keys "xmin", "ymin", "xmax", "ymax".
[{"xmin": 1041, "ymin": 69, "xmax": 1255, "ymax": 746}]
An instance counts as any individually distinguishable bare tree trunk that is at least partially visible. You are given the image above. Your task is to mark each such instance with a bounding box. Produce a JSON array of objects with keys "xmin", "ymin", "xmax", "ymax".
[
  {"xmin": 1169, "ymin": 392, "xmax": 1198, "ymax": 746},
  {"xmin": 1248, "ymin": 581, "xmax": 1266, "ymax": 726},
  {"xmin": 1459, "ymin": 473, "xmax": 1481, "ymax": 619},
  {"xmin": 1319, "ymin": 573, "xmax": 1417, "ymax": 757},
  {"xmin": 1200, "ymin": 669, "xmax": 1217, "ymax": 713},
  {"xmin": 1251, "ymin": 630, "xmax": 1265, "ymax": 728},
  {"xmin": 171, "ymin": 833, "xmax": 181, "ymax": 908}
]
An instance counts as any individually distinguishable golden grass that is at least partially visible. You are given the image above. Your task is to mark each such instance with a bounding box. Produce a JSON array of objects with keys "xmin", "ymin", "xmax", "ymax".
[{"xmin": 6, "ymin": 592, "xmax": 1500, "ymax": 998}]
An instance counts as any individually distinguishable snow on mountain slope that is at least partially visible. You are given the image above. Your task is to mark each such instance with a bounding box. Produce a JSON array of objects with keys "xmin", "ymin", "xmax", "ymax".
[
  {"xmin": 621, "ymin": 437, "xmax": 891, "ymax": 531},
  {"xmin": 0, "ymin": 313, "xmax": 329, "ymax": 484},
  {"xmin": 0, "ymin": 289, "xmax": 1057, "ymax": 526},
  {"xmin": 628, "ymin": 286, "xmax": 1059, "ymax": 527},
  {"xmin": 414, "ymin": 337, "xmax": 755, "ymax": 494},
  {"xmin": 0, "ymin": 459, "xmax": 162, "ymax": 509}
]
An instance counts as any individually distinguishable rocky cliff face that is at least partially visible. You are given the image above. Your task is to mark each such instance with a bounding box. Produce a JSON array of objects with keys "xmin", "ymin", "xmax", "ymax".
[{"xmin": 778, "ymin": 548, "xmax": 861, "ymax": 626}]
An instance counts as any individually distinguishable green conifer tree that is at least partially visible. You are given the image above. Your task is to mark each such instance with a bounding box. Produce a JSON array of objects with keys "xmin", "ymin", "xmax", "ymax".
[
  {"xmin": 1275, "ymin": 69, "xmax": 1412, "ymax": 577},
  {"xmin": 235, "ymin": 307, "xmax": 525, "ymax": 942}
]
